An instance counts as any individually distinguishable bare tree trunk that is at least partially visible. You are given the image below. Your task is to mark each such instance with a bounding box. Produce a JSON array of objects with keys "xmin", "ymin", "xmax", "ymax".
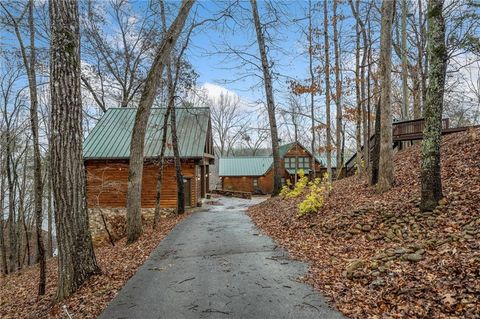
[
  {"xmin": 412, "ymin": 69, "xmax": 422, "ymax": 119},
  {"xmin": 47, "ymin": 167, "xmax": 53, "ymax": 258},
  {"xmin": 350, "ymin": 0, "xmax": 370, "ymax": 176},
  {"xmin": 3, "ymin": 0, "xmax": 46, "ymax": 288},
  {"xmin": 370, "ymin": 99, "xmax": 381, "ymax": 185},
  {"xmin": 27, "ymin": 0, "xmax": 46, "ymax": 294},
  {"xmin": 360, "ymin": 24, "xmax": 368, "ymax": 172},
  {"xmin": 418, "ymin": 0, "xmax": 427, "ymax": 111},
  {"xmin": 333, "ymin": 0, "xmax": 343, "ymax": 175},
  {"xmin": 250, "ymin": 0, "xmax": 282, "ymax": 195},
  {"xmin": 420, "ymin": 0, "xmax": 447, "ymax": 211},
  {"xmin": 166, "ymin": 57, "xmax": 186, "ymax": 213},
  {"xmin": 126, "ymin": 0, "xmax": 194, "ymax": 243},
  {"xmin": 351, "ymin": 0, "xmax": 364, "ymax": 176},
  {"xmin": 22, "ymin": 218, "xmax": 30, "ymax": 267},
  {"xmin": 171, "ymin": 106, "xmax": 185, "ymax": 213},
  {"xmin": 308, "ymin": 0, "xmax": 316, "ymax": 178},
  {"xmin": 154, "ymin": 0, "xmax": 171, "ymax": 228},
  {"xmin": 0, "ymin": 159, "xmax": 7, "ymax": 274},
  {"xmin": 323, "ymin": 0, "xmax": 332, "ymax": 181},
  {"xmin": 6, "ymin": 133, "xmax": 16, "ymax": 273},
  {"xmin": 49, "ymin": 0, "xmax": 100, "ymax": 300},
  {"xmin": 401, "ymin": 0, "xmax": 409, "ymax": 120},
  {"xmin": 367, "ymin": 16, "xmax": 373, "ymax": 177},
  {"xmin": 377, "ymin": 0, "xmax": 396, "ymax": 192},
  {"xmin": 154, "ymin": 107, "xmax": 171, "ymax": 228},
  {"xmin": 18, "ymin": 155, "xmax": 28, "ymax": 269}
]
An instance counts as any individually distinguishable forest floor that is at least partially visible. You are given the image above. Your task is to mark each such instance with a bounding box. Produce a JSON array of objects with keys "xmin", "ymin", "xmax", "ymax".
[
  {"xmin": 248, "ymin": 128, "xmax": 480, "ymax": 319},
  {"xmin": 0, "ymin": 213, "xmax": 190, "ymax": 319}
]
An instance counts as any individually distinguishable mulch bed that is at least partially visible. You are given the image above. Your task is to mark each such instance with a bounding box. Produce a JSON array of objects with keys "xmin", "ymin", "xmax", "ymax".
[
  {"xmin": 0, "ymin": 213, "xmax": 189, "ymax": 319},
  {"xmin": 248, "ymin": 129, "xmax": 480, "ymax": 319}
]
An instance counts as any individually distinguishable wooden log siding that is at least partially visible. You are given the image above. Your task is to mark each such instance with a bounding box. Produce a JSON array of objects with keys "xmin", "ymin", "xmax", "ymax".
[
  {"xmin": 86, "ymin": 160, "xmax": 198, "ymax": 208},
  {"xmin": 222, "ymin": 174, "xmax": 274, "ymax": 194},
  {"xmin": 222, "ymin": 176, "xmax": 255, "ymax": 193}
]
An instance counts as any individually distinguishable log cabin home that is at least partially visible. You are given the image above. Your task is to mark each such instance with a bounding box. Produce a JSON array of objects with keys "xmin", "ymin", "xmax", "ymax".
[
  {"xmin": 83, "ymin": 107, "xmax": 214, "ymax": 209},
  {"xmin": 218, "ymin": 142, "xmax": 336, "ymax": 194}
]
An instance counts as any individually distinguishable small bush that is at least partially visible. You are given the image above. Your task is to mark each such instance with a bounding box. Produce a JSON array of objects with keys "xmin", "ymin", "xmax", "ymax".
[
  {"xmin": 285, "ymin": 169, "xmax": 308, "ymax": 198},
  {"xmin": 280, "ymin": 179, "xmax": 292, "ymax": 197},
  {"xmin": 297, "ymin": 172, "xmax": 332, "ymax": 216}
]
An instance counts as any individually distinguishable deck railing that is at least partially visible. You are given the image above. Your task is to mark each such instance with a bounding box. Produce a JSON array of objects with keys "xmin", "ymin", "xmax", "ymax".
[
  {"xmin": 393, "ymin": 118, "xmax": 450, "ymax": 138},
  {"xmin": 344, "ymin": 118, "xmax": 451, "ymax": 173}
]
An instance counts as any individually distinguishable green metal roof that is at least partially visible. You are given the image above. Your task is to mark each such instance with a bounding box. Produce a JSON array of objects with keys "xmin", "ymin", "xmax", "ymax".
[
  {"xmin": 278, "ymin": 142, "xmax": 296, "ymax": 158},
  {"xmin": 219, "ymin": 157, "xmax": 273, "ymax": 176},
  {"xmin": 315, "ymin": 154, "xmax": 337, "ymax": 168},
  {"xmin": 83, "ymin": 107, "xmax": 210, "ymax": 159}
]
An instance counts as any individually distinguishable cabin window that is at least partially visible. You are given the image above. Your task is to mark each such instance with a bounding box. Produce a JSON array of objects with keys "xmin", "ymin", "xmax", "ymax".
[
  {"xmin": 281, "ymin": 177, "xmax": 285, "ymax": 185},
  {"xmin": 298, "ymin": 157, "xmax": 310, "ymax": 169},
  {"xmin": 285, "ymin": 157, "xmax": 310, "ymax": 169},
  {"xmin": 253, "ymin": 178, "xmax": 258, "ymax": 188}
]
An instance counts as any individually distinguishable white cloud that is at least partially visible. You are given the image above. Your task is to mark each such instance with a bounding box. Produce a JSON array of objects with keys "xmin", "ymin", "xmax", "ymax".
[
  {"xmin": 191, "ymin": 82, "xmax": 258, "ymax": 112},
  {"xmin": 201, "ymin": 82, "xmax": 239, "ymax": 100}
]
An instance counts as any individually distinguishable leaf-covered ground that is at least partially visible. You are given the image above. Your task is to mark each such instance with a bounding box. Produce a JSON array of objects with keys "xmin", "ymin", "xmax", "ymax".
[
  {"xmin": 248, "ymin": 129, "xmax": 480, "ymax": 319},
  {"xmin": 0, "ymin": 213, "xmax": 189, "ymax": 319}
]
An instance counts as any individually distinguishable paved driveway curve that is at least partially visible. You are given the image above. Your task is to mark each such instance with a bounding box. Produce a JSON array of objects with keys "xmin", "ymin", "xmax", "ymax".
[{"xmin": 99, "ymin": 196, "xmax": 345, "ymax": 319}]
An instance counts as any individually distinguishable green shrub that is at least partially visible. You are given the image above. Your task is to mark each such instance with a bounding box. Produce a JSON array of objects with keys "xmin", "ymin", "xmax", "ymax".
[
  {"xmin": 297, "ymin": 172, "xmax": 332, "ymax": 216},
  {"xmin": 280, "ymin": 180, "xmax": 291, "ymax": 197},
  {"xmin": 285, "ymin": 169, "xmax": 308, "ymax": 198}
]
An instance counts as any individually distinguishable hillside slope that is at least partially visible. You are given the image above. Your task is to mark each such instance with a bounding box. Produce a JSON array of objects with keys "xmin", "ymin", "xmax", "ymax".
[
  {"xmin": 248, "ymin": 128, "xmax": 480, "ymax": 319},
  {"xmin": 0, "ymin": 214, "xmax": 189, "ymax": 319}
]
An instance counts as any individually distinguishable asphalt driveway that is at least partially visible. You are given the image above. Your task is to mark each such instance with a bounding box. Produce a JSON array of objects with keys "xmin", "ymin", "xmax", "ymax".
[{"xmin": 98, "ymin": 196, "xmax": 345, "ymax": 319}]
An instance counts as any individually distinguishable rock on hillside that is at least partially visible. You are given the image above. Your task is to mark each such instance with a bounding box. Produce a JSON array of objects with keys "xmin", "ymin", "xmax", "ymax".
[{"xmin": 248, "ymin": 128, "xmax": 480, "ymax": 319}]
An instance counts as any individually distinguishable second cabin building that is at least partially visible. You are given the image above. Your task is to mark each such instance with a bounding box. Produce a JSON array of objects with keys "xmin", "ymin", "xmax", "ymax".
[{"xmin": 218, "ymin": 142, "xmax": 336, "ymax": 194}]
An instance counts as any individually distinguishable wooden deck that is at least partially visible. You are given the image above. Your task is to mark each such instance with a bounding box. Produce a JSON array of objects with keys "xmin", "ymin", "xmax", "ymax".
[
  {"xmin": 393, "ymin": 118, "xmax": 450, "ymax": 142},
  {"xmin": 344, "ymin": 118, "xmax": 475, "ymax": 174}
]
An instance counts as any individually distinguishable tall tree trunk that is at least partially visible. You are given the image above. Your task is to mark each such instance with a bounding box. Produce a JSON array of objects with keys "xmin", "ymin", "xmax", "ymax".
[
  {"xmin": 47, "ymin": 166, "xmax": 54, "ymax": 258},
  {"xmin": 377, "ymin": 0, "xmax": 395, "ymax": 192},
  {"xmin": 401, "ymin": 0, "xmax": 409, "ymax": 120},
  {"xmin": 420, "ymin": 0, "xmax": 447, "ymax": 211},
  {"xmin": 49, "ymin": 0, "xmax": 100, "ymax": 300},
  {"xmin": 333, "ymin": 0, "xmax": 343, "ymax": 175},
  {"xmin": 250, "ymin": 0, "xmax": 282, "ymax": 195},
  {"xmin": 18, "ymin": 155, "xmax": 27, "ymax": 269},
  {"xmin": 370, "ymin": 99, "xmax": 381, "ymax": 185},
  {"xmin": 350, "ymin": 0, "xmax": 369, "ymax": 176},
  {"xmin": 323, "ymin": 0, "xmax": 332, "ymax": 181},
  {"xmin": 412, "ymin": 69, "xmax": 422, "ymax": 119},
  {"xmin": 170, "ymin": 95, "xmax": 185, "ymax": 214},
  {"xmin": 351, "ymin": 0, "xmax": 363, "ymax": 176},
  {"xmin": 308, "ymin": 0, "xmax": 316, "ymax": 178},
  {"xmin": 154, "ymin": 107, "xmax": 171, "ymax": 228},
  {"xmin": 25, "ymin": 0, "xmax": 46, "ymax": 295},
  {"xmin": 154, "ymin": 0, "xmax": 171, "ymax": 228},
  {"xmin": 125, "ymin": 0, "xmax": 194, "ymax": 243},
  {"xmin": 366, "ymin": 16, "xmax": 373, "ymax": 177},
  {"xmin": 6, "ymin": 135, "xmax": 16, "ymax": 273},
  {"xmin": 0, "ymin": 159, "xmax": 7, "ymax": 274},
  {"xmin": 418, "ymin": 0, "xmax": 427, "ymax": 111},
  {"xmin": 360, "ymin": 13, "xmax": 369, "ymax": 172}
]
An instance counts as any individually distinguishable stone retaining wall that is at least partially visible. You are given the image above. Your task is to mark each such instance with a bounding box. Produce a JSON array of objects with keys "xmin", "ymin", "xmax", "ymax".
[{"xmin": 89, "ymin": 207, "xmax": 175, "ymax": 246}]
